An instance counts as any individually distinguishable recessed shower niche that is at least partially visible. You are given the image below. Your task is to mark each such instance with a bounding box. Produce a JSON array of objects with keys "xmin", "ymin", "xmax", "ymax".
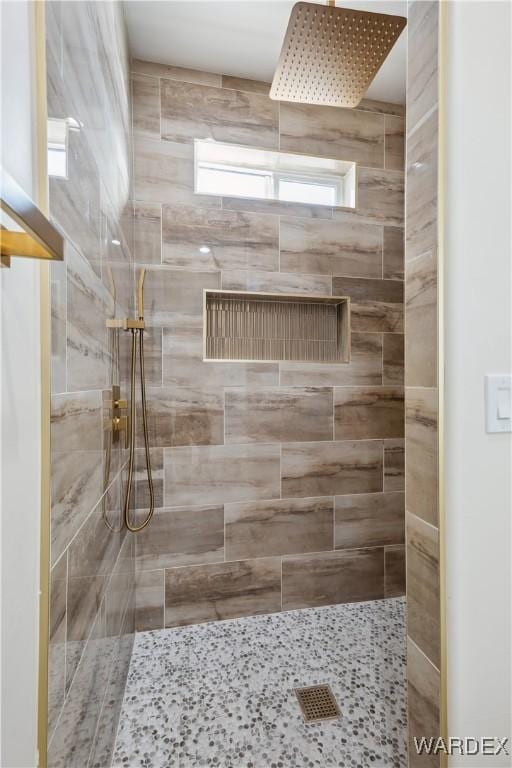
[{"xmin": 203, "ymin": 289, "xmax": 350, "ymax": 363}]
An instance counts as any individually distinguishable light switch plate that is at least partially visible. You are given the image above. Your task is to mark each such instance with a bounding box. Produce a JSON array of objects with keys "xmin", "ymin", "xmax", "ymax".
[{"xmin": 485, "ymin": 374, "xmax": 512, "ymax": 433}]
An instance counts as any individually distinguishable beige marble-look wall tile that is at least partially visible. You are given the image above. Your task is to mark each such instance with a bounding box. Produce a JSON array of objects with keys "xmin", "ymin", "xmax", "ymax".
[
  {"xmin": 407, "ymin": 512, "xmax": 440, "ymax": 669},
  {"xmin": 51, "ymin": 260, "xmax": 67, "ymax": 393},
  {"xmin": 221, "ymin": 269, "xmax": 332, "ymax": 296},
  {"xmin": 165, "ymin": 557, "xmax": 281, "ymax": 627},
  {"xmin": 225, "ymin": 497, "xmax": 333, "ymax": 560},
  {"xmin": 135, "ymin": 570, "xmax": 164, "ymax": 631},
  {"xmin": 222, "ymin": 195, "xmax": 333, "ymax": 220},
  {"xmin": 139, "ymin": 386, "xmax": 224, "ymax": 448},
  {"xmin": 383, "ymin": 334, "xmax": 404, "ymax": 384},
  {"xmin": 385, "ymin": 544, "xmax": 406, "ymax": 597},
  {"xmin": 48, "ymin": 554, "xmax": 67, "ymax": 741},
  {"xmin": 406, "ymin": 387, "xmax": 438, "ymax": 526},
  {"xmin": 406, "ymin": 248, "xmax": 438, "ymax": 388},
  {"xmin": 357, "ymin": 98, "xmax": 405, "ymax": 117},
  {"xmin": 132, "ymin": 59, "xmax": 222, "ymax": 87},
  {"xmin": 281, "ymin": 440, "xmax": 383, "ymax": 498},
  {"xmin": 280, "ymin": 102, "xmax": 384, "ymax": 167},
  {"xmin": 279, "ymin": 215, "xmax": 382, "ymax": 279},
  {"xmin": 383, "ymin": 226, "xmax": 404, "ymax": 280},
  {"xmin": 133, "ymin": 202, "xmax": 161, "ymax": 264},
  {"xmin": 407, "ymin": 1, "xmax": 438, "ymax": 131},
  {"xmin": 136, "ymin": 505, "xmax": 224, "ymax": 570},
  {"xmin": 221, "ymin": 75, "xmax": 270, "ymax": 94},
  {"xmin": 66, "ymin": 243, "xmax": 113, "ymax": 391},
  {"xmin": 332, "ymin": 276, "xmax": 404, "ymax": 333},
  {"xmin": 66, "ymin": 500, "xmax": 123, "ymax": 687},
  {"xmin": 355, "ymin": 168, "xmax": 404, "ymax": 227},
  {"xmin": 164, "ymin": 443, "xmax": 281, "ymax": 506},
  {"xmin": 143, "ymin": 266, "xmax": 220, "ymax": 328},
  {"xmin": 162, "ymin": 205, "xmax": 279, "ymax": 272},
  {"xmin": 334, "ymin": 386, "xmax": 404, "ymax": 440},
  {"xmin": 132, "ymin": 73, "xmax": 160, "ymax": 138},
  {"xmin": 384, "ymin": 115, "xmax": 405, "ymax": 171},
  {"xmin": 335, "ymin": 492, "xmax": 404, "ymax": 549},
  {"xmin": 48, "ymin": 607, "xmax": 111, "ymax": 768},
  {"xmin": 134, "ymin": 136, "xmax": 222, "ymax": 208},
  {"xmin": 407, "ymin": 637, "xmax": 441, "ymax": 767},
  {"xmin": 51, "ymin": 391, "xmax": 103, "ymax": 565},
  {"xmin": 279, "ymin": 332, "xmax": 382, "ymax": 387},
  {"xmin": 282, "ymin": 548, "xmax": 385, "ymax": 610},
  {"xmin": 384, "ymin": 438, "xmax": 405, "ymax": 492},
  {"xmin": 104, "ymin": 533, "xmax": 135, "ymax": 639},
  {"xmin": 134, "ymin": 448, "xmax": 164, "ymax": 510},
  {"xmin": 407, "ymin": 108, "xmax": 438, "ymax": 264},
  {"xmin": 163, "ymin": 329, "xmax": 279, "ymax": 387},
  {"xmin": 161, "ymin": 78, "xmax": 278, "ymax": 148},
  {"xmin": 119, "ymin": 325, "xmax": 162, "ymax": 388},
  {"xmin": 225, "ymin": 387, "xmax": 333, "ymax": 444}
]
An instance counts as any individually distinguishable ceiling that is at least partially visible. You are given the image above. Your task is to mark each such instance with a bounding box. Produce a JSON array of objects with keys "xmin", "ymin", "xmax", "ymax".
[{"xmin": 123, "ymin": 0, "xmax": 407, "ymax": 105}]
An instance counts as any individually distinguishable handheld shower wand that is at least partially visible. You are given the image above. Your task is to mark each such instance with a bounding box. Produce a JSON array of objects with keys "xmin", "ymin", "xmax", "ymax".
[{"xmin": 106, "ymin": 268, "xmax": 154, "ymax": 533}]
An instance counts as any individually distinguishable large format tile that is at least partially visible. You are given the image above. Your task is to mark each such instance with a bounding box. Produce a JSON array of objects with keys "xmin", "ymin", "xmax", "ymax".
[
  {"xmin": 334, "ymin": 386, "xmax": 404, "ymax": 440},
  {"xmin": 221, "ymin": 194, "xmax": 333, "ymax": 220},
  {"xmin": 407, "ymin": 637, "xmax": 440, "ymax": 768},
  {"xmin": 335, "ymin": 492, "xmax": 405, "ymax": 549},
  {"xmin": 384, "ymin": 115, "xmax": 405, "ymax": 171},
  {"xmin": 49, "ymin": 554, "xmax": 67, "ymax": 741},
  {"xmin": 132, "ymin": 59, "xmax": 221, "ymax": 86},
  {"xmin": 407, "ymin": 1, "xmax": 439, "ymax": 131},
  {"xmin": 161, "ymin": 78, "xmax": 278, "ymax": 148},
  {"xmin": 135, "ymin": 505, "xmax": 224, "ymax": 570},
  {"xmin": 143, "ymin": 266, "xmax": 220, "ymax": 328},
  {"xmin": 225, "ymin": 387, "xmax": 333, "ymax": 444},
  {"xmin": 50, "ymin": 391, "xmax": 104, "ymax": 566},
  {"xmin": 221, "ymin": 75, "xmax": 270, "ymax": 94},
  {"xmin": 384, "ymin": 438, "xmax": 405, "ymax": 492},
  {"xmin": 134, "ymin": 448, "xmax": 164, "ymax": 510},
  {"xmin": 279, "ymin": 332, "xmax": 382, "ymax": 387},
  {"xmin": 354, "ymin": 168, "xmax": 404, "ymax": 227},
  {"xmin": 282, "ymin": 548, "xmax": 385, "ymax": 609},
  {"xmin": 162, "ymin": 204, "xmax": 279, "ymax": 272},
  {"xmin": 332, "ymin": 276, "xmax": 404, "ymax": 332},
  {"xmin": 139, "ymin": 386, "xmax": 224, "ymax": 447},
  {"xmin": 279, "ymin": 215, "xmax": 382, "ymax": 279},
  {"xmin": 383, "ymin": 226, "xmax": 404, "ymax": 280},
  {"xmin": 132, "ymin": 73, "xmax": 160, "ymax": 138},
  {"xmin": 406, "ymin": 512, "xmax": 440, "ymax": 670},
  {"xmin": 385, "ymin": 545, "xmax": 406, "ymax": 598},
  {"xmin": 406, "ymin": 388, "xmax": 438, "ymax": 526},
  {"xmin": 134, "ymin": 136, "xmax": 222, "ymax": 207},
  {"xmin": 221, "ymin": 269, "xmax": 331, "ymax": 295},
  {"xmin": 383, "ymin": 333, "xmax": 404, "ymax": 384},
  {"xmin": 165, "ymin": 558, "xmax": 282, "ymax": 627},
  {"xmin": 163, "ymin": 329, "xmax": 279, "ymax": 387},
  {"xmin": 280, "ymin": 101, "xmax": 384, "ymax": 167},
  {"xmin": 135, "ymin": 570, "xmax": 164, "ymax": 631},
  {"xmin": 164, "ymin": 444, "xmax": 281, "ymax": 506},
  {"xmin": 133, "ymin": 202, "xmax": 161, "ymax": 264},
  {"xmin": 225, "ymin": 497, "xmax": 334, "ymax": 560},
  {"xmin": 281, "ymin": 440, "xmax": 383, "ymax": 498},
  {"xmin": 407, "ymin": 108, "xmax": 438, "ymax": 264},
  {"xmin": 406, "ymin": 248, "xmax": 438, "ymax": 387}
]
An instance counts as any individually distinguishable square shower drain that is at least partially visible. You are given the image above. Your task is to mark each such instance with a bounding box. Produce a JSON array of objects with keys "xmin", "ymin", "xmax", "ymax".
[{"xmin": 294, "ymin": 684, "xmax": 341, "ymax": 723}]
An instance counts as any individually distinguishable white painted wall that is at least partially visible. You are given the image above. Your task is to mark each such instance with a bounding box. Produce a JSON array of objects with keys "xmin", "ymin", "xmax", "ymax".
[
  {"xmin": 0, "ymin": 1, "xmax": 41, "ymax": 765},
  {"xmin": 444, "ymin": 2, "xmax": 512, "ymax": 765}
]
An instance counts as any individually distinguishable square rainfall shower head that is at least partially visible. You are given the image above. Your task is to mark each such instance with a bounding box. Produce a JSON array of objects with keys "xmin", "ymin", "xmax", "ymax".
[{"xmin": 270, "ymin": 2, "xmax": 406, "ymax": 109}]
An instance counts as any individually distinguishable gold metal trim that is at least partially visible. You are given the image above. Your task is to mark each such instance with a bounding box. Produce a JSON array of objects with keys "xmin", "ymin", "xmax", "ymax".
[
  {"xmin": 0, "ymin": 167, "xmax": 64, "ymax": 264},
  {"xmin": 36, "ymin": 0, "xmax": 51, "ymax": 764},
  {"xmin": 438, "ymin": 1, "xmax": 448, "ymax": 762},
  {"xmin": 270, "ymin": 3, "xmax": 406, "ymax": 108}
]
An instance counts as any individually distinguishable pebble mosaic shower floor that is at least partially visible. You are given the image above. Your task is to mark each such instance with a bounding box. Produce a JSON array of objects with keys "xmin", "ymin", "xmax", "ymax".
[{"xmin": 113, "ymin": 597, "xmax": 407, "ymax": 768}]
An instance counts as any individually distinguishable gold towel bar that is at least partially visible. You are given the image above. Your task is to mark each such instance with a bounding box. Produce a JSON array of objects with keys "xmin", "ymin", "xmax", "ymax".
[{"xmin": 0, "ymin": 167, "xmax": 64, "ymax": 267}]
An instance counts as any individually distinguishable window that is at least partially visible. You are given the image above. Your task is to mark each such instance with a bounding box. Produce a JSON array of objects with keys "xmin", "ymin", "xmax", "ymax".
[
  {"xmin": 194, "ymin": 140, "xmax": 356, "ymax": 208},
  {"xmin": 47, "ymin": 118, "xmax": 68, "ymax": 178}
]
